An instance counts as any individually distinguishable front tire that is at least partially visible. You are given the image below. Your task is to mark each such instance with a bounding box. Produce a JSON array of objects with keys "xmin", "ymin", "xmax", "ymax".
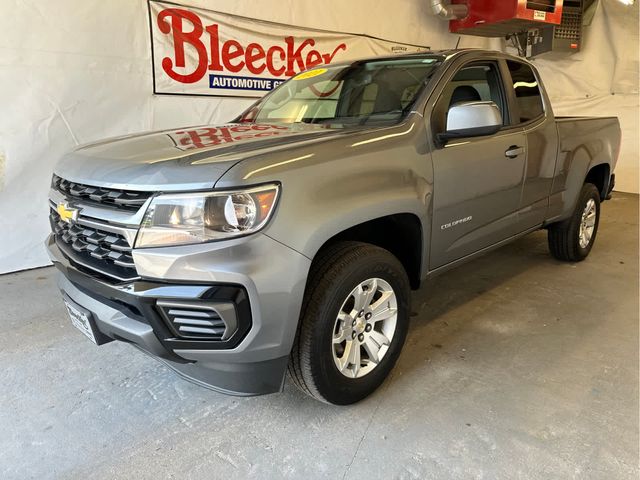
[
  {"xmin": 548, "ymin": 183, "xmax": 601, "ymax": 262},
  {"xmin": 288, "ymin": 242, "xmax": 410, "ymax": 405}
]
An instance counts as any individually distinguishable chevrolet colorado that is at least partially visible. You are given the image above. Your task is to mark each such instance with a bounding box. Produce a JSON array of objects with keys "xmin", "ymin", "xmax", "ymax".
[{"xmin": 47, "ymin": 50, "xmax": 621, "ymax": 404}]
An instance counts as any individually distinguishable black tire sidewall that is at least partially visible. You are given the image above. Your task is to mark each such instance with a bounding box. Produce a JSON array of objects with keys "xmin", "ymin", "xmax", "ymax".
[{"xmin": 308, "ymin": 249, "xmax": 410, "ymax": 405}]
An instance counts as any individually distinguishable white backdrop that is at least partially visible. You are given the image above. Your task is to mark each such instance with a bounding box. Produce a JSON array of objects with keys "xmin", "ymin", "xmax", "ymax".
[{"xmin": 0, "ymin": 0, "xmax": 636, "ymax": 274}]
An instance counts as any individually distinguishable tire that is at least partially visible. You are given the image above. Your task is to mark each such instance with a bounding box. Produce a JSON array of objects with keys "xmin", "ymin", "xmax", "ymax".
[
  {"xmin": 548, "ymin": 183, "xmax": 601, "ymax": 262},
  {"xmin": 288, "ymin": 241, "xmax": 410, "ymax": 405}
]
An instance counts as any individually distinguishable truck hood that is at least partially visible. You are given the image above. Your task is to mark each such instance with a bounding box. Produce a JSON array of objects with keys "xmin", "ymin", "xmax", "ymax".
[{"xmin": 54, "ymin": 123, "xmax": 355, "ymax": 191}]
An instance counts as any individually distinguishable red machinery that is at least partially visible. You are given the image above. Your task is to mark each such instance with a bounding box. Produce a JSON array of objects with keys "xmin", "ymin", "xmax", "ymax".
[{"xmin": 449, "ymin": 0, "xmax": 565, "ymax": 37}]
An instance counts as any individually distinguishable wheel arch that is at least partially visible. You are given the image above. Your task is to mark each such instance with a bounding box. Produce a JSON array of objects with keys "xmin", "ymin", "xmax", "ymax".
[
  {"xmin": 557, "ymin": 143, "xmax": 613, "ymax": 221},
  {"xmin": 308, "ymin": 213, "xmax": 424, "ymax": 290},
  {"xmin": 585, "ymin": 163, "xmax": 611, "ymax": 200}
]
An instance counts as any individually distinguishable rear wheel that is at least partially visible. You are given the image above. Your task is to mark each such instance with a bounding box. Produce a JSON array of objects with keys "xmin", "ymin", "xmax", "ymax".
[
  {"xmin": 288, "ymin": 242, "xmax": 410, "ymax": 405},
  {"xmin": 548, "ymin": 183, "xmax": 601, "ymax": 262}
]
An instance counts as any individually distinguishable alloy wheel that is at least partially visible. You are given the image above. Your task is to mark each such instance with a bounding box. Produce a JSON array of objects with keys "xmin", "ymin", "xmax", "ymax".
[
  {"xmin": 579, "ymin": 198, "xmax": 597, "ymax": 249},
  {"xmin": 331, "ymin": 278, "xmax": 398, "ymax": 379}
]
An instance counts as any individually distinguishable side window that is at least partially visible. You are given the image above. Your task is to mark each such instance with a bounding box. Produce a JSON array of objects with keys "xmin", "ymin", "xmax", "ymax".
[
  {"xmin": 506, "ymin": 61, "xmax": 544, "ymax": 123},
  {"xmin": 432, "ymin": 62, "xmax": 506, "ymax": 135}
]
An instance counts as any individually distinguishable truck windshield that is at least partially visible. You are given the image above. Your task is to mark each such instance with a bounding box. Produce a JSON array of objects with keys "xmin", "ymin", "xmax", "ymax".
[{"xmin": 239, "ymin": 56, "xmax": 443, "ymax": 126}]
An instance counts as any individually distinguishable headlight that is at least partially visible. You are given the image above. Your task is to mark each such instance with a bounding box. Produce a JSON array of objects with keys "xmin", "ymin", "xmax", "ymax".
[{"xmin": 135, "ymin": 184, "xmax": 279, "ymax": 248}]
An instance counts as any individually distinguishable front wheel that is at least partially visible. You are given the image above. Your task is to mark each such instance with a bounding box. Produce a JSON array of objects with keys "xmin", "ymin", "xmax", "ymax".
[
  {"xmin": 288, "ymin": 242, "xmax": 410, "ymax": 405},
  {"xmin": 548, "ymin": 183, "xmax": 601, "ymax": 262}
]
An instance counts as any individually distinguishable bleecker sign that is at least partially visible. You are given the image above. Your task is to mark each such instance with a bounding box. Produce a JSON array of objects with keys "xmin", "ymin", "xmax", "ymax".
[{"xmin": 149, "ymin": 1, "xmax": 429, "ymax": 97}]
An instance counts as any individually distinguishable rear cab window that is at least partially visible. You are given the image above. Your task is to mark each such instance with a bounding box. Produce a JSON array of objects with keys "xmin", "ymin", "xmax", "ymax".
[{"xmin": 505, "ymin": 60, "xmax": 545, "ymax": 124}]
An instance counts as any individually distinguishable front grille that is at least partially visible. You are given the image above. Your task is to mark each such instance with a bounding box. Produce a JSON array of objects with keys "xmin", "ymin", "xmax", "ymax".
[
  {"xmin": 50, "ymin": 209, "xmax": 139, "ymax": 282},
  {"xmin": 52, "ymin": 174, "xmax": 151, "ymax": 212},
  {"xmin": 157, "ymin": 301, "xmax": 228, "ymax": 340}
]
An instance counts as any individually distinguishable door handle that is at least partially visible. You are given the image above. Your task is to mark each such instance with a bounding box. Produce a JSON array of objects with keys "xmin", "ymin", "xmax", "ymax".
[{"xmin": 505, "ymin": 146, "xmax": 525, "ymax": 158}]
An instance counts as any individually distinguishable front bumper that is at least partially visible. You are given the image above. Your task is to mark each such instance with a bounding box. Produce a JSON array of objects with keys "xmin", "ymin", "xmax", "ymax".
[{"xmin": 46, "ymin": 233, "xmax": 311, "ymax": 396}]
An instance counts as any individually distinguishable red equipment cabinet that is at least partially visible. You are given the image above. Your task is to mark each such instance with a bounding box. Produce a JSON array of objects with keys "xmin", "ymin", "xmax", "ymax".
[{"xmin": 450, "ymin": 0, "xmax": 565, "ymax": 37}]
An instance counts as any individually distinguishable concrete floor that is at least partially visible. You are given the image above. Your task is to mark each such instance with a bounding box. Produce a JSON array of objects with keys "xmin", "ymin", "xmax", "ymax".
[{"xmin": 1, "ymin": 193, "xmax": 638, "ymax": 480}]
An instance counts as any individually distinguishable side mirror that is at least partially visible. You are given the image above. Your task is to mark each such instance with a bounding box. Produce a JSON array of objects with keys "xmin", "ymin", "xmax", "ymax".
[{"xmin": 437, "ymin": 101, "xmax": 502, "ymax": 145}]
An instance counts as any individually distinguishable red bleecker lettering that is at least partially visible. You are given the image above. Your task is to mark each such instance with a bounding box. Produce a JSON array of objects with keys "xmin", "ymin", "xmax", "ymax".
[
  {"xmin": 245, "ymin": 43, "xmax": 266, "ymax": 75},
  {"xmin": 284, "ymin": 37, "xmax": 315, "ymax": 76},
  {"xmin": 157, "ymin": 9, "xmax": 208, "ymax": 84},
  {"xmin": 322, "ymin": 43, "xmax": 347, "ymax": 64},
  {"xmin": 176, "ymin": 128, "xmax": 234, "ymax": 149},
  {"xmin": 222, "ymin": 40, "xmax": 245, "ymax": 73},
  {"xmin": 254, "ymin": 132, "xmax": 281, "ymax": 138},
  {"xmin": 157, "ymin": 8, "xmax": 350, "ymax": 84},
  {"xmin": 266, "ymin": 46, "xmax": 286, "ymax": 76},
  {"xmin": 305, "ymin": 50, "xmax": 323, "ymax": 69},
  {"xmin": 207, "ymin": 24, "xmax": 222, "ymax": 70},
  {"xmin": 172, "ymin": 125, "xmax": 292, "ymax": 150}
]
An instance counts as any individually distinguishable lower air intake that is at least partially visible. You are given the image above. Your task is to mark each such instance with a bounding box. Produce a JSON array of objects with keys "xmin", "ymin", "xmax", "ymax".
[{"xmin": 157, "ymin": 300, "xmax": 238, "ymax": 341}]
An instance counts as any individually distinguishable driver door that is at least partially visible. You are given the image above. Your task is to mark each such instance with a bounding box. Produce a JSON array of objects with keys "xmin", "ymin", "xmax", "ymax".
[{"xmin": 429, "ymin": 60, "xmax": 527, "ymax": 269}]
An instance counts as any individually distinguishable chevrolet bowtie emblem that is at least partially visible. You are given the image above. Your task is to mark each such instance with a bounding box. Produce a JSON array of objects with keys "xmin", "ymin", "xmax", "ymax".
[{"xmin": 56, "ymin": 202, "xmax": 80, "ymax": 223}]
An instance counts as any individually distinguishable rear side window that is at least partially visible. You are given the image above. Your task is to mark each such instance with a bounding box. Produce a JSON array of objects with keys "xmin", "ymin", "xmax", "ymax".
[{"xmin": 506, "ymin": 61, "xmax": 544, "ymax": 123}]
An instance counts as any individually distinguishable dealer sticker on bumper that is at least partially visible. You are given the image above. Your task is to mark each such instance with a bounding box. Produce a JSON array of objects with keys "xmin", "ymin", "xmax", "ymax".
[{"xmin": 63, "ymin": 298, "xmax": 97, "ymax": 344}]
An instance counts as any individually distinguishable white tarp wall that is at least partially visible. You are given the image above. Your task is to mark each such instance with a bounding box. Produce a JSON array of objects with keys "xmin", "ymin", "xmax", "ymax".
[{"xmin": 0, "ymin": 0, "xmax": 635, "ymax": 273}]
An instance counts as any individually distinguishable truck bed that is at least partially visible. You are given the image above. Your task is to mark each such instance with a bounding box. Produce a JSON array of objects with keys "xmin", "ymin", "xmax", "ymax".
[{"xmin": 555, "ymin": 117, "xmax": 621, "ymax": 170}]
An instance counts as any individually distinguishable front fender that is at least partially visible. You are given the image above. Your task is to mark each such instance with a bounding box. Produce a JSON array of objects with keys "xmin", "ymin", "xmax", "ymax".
[
  {"xmin": 272, "ymin": 167, "xmax": 431, "ymax": 260},
  {"xmin": 215, "ymin": 120, "xmax": 434, "ymax": 271}
]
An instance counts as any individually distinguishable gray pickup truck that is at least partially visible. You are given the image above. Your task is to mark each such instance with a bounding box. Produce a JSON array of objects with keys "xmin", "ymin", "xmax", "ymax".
[{"xmin": 47, "ymin": 49, "xmax": 620, "ymax": 404}]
